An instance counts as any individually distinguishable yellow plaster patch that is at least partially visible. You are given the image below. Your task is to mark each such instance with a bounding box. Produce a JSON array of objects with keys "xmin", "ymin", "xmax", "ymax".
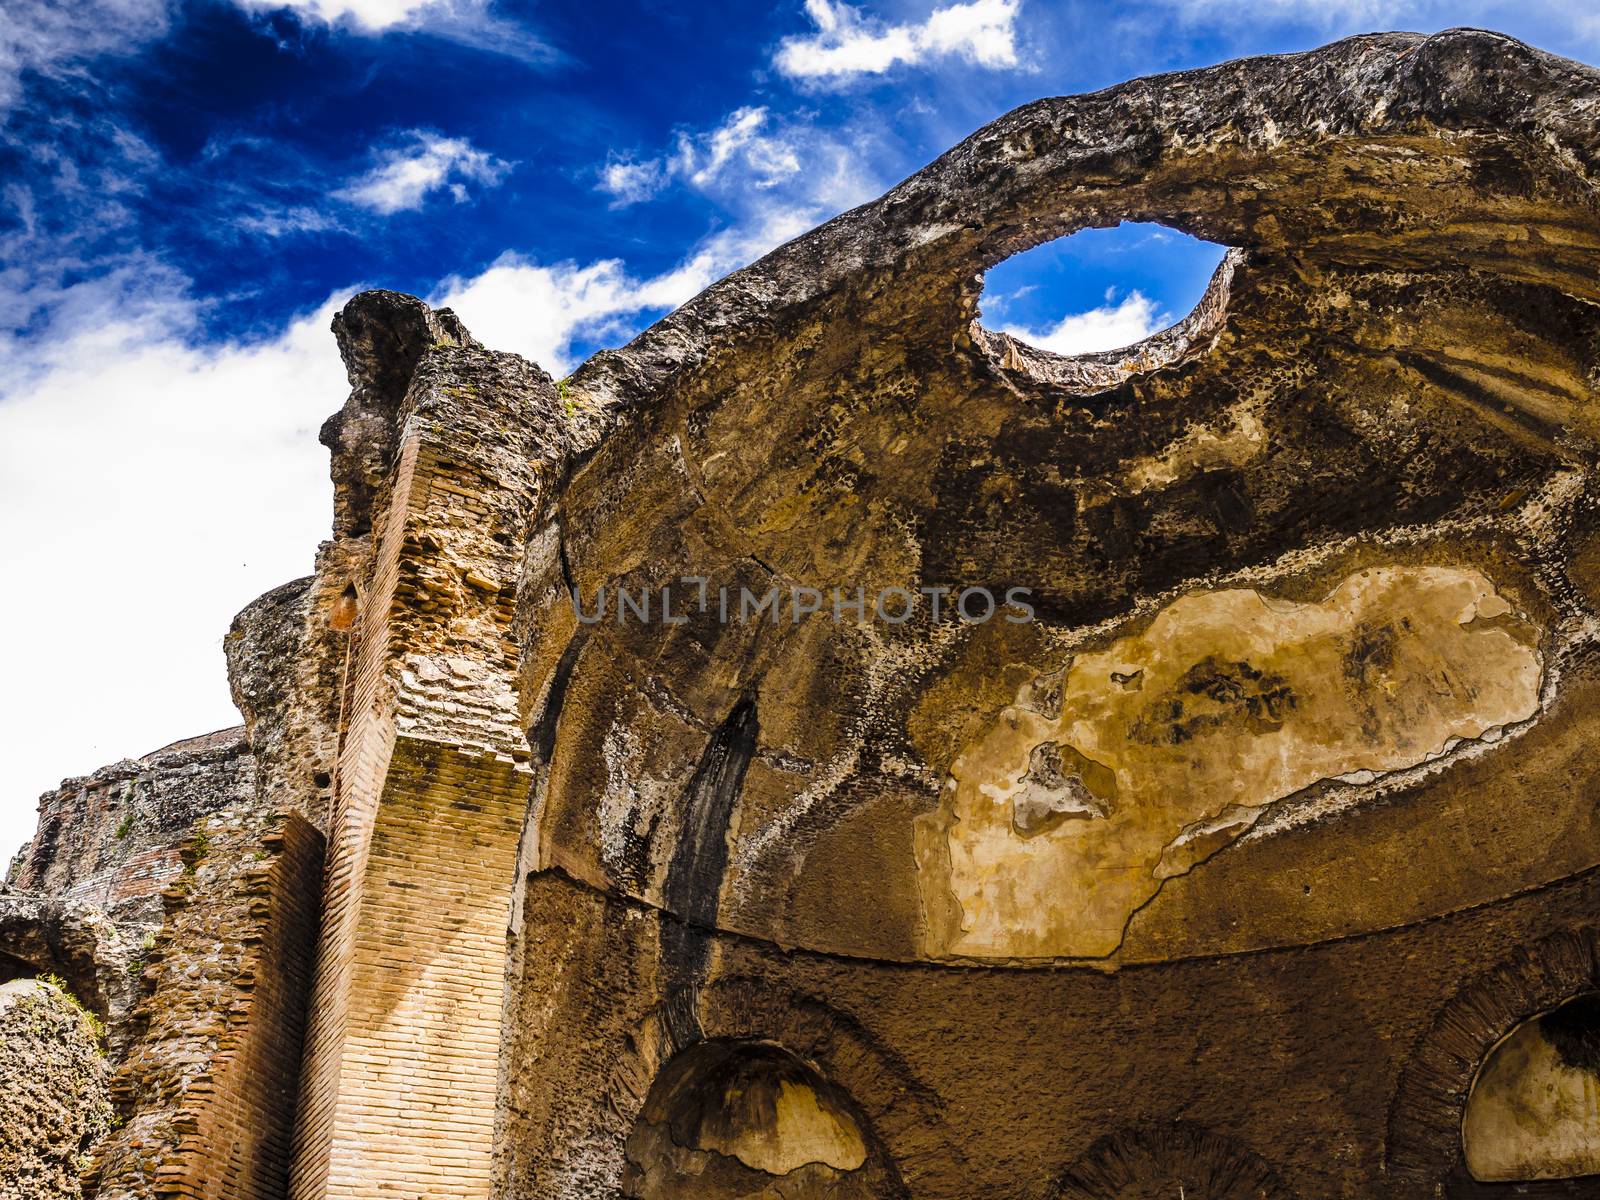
[
  {"xmin": 915, "ymin": 565, "xmax": 1543, "ymax": 958},
  {"xmin": 703, "ymin": 1078, "xmax": 868, "ymax": 1176},
  {"xmin": 1465, "ymin": 1004, "xmax": 1600, "ymax": 1182}
]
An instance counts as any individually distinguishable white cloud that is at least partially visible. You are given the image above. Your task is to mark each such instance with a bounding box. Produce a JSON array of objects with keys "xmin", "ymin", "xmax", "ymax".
[
  {"xmin": 228, "ymin": 0, "xmax": 559, "ymax": 61},
  {"xmin": 0, "ymin": 280, "xmax": 348, "ymax": 867},
  {"xmin": 775, "ymin": 0, "xmax": 1021, "ymax": 83},
  {"xmin": 247, "ymin": 0, "xmax": 447, "ymax": 28},
  {"xmin": 596, "ymin": 104, "xmax": 878, "ymax": 226},
  {"xmin": 599, "ymin": 107, "xmax": 803, "ymax": 207},
  {"xmin": 0, "ymin": 0, "xmax": 170, "ymax": 114},
  {"xmin": 704, "ymin": 109, "xmax": 805, "ymax": 187},
  {"xmin": 432, "ymin": 256, "xmax": 660, "ymax": 373},
  {"xmin": 599, "ymin": 159, "xmax": 670, "ymax": 207},
  {"xmin": 335, "ymin": 131, "xmax": 509, "ymax": 215},
  {"xmin": 1001, "ymin": 290, "xmax": 1164, "ymax": 355},
  {"xmin": 434, "ymin": 206, "xmax": 817, "ymax": 373},
  {"xmin": 0, "ymin": 205, "xmax": 829, "ymax": 863}
]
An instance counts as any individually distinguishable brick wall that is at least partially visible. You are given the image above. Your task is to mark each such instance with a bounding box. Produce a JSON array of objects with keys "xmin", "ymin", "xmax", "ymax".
[
  {"xmin": 288, "ymin": 436, "xmax": 418, "ymax": 1200},
  {"xmin": 88, "ymin": 810, "xmax": 324, "ymax": 1200},
  {"xmin": 324, "ymin": 741, "xmax": 525, "ymax": 1198},
  {"xmin": 289, "ymin": 341, "xmax": 554, "ymax": 1199}
]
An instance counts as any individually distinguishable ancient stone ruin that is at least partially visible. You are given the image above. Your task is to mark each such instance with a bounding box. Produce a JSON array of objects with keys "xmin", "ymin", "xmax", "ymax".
[{"xmin": 5, "ymin": 26, "xmax": 1600, "ymax": 1199}]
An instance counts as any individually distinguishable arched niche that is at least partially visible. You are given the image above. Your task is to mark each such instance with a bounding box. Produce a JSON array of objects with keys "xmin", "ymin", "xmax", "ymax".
[
  {"xmin": 622, "ymin": 1038, "xmax": 900, "ymax": 1199},
  {"xmin": 1463, "ymin": 993, "xmax": 1600, "ymax": 1184},
  {"xmin": 1052, "ymin": 1122, "xmax": 1298, "ymax": 1200},
  {"xmin": 0, "ymin": 950, "xmax": 33, "ymax": 987},
  {"xmin": 1384, "ymin": 927, "xmax": 1600, "ymax": 1196}
]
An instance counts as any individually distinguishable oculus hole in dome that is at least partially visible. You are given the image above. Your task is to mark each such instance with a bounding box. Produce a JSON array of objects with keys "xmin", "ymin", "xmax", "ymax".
[{"xmin": 980, "ymin": 222, "xmax": 1228, "ymax": 357}]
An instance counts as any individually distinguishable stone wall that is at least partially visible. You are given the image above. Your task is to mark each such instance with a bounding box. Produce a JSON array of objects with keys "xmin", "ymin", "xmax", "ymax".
[
  {"xmin": 12, "ymin": 730, "xmax": 255, "ymax": 918},
  {"xmin": 4, "ymin": 730, "xmax": 256, "ymax": 1032},
  {"xmin": 0, "ymin": 721, "xmax": 323, "ymax": 1199},
  {"xmin": 0, "ymin": 978, "xmax": 112, "ymax": 1199},
  {"xmin": 498, "ymin": 865, "xmax": 1600, "ymax": 1200},
  {"xmin": 498, "ymin": 27, "xmax": 1600, "ymax": 1200}
]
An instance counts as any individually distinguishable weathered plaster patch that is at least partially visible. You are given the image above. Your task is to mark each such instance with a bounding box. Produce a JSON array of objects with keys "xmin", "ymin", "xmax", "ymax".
[
  {"xmin": 915, "ymin": 565, "xmax": 1543, "ymax": 959},
  {"xmin": 707, "ymin": 1077, "xmax": 867, "ymax": 1175},
  {"xmin": 1011, "ymin": 742, "xmax": 1116, "ymax": 836},
  {"xmin": 598, "ymin": 722, "xmax": 670, "ymax": 875},
  {"xmin": 1122, "ymin": 401, "xmax": 1265, "ymax": 492}
]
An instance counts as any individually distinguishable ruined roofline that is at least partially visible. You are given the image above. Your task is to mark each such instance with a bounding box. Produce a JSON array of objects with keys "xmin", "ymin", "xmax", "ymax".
[
  {"xmin": 309, "ymin": 30, "xmax": 1600, "ymax": 493},
  {"xmin": 27, "ymin": 726, "xmax": 250, "ymax": 803},
  {"xmin": 7, "ymin": 23, "xmax": 1600, "ymax": 1200},
  {"xmin": 564, "ymin": 27, "xmax": 1600, "ymax": 456}
]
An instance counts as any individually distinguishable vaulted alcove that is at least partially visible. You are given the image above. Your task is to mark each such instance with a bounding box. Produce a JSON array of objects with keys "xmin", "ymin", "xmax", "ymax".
[
  {"xmin": 1464, "ymin": 993, "xmax": 1600, "ymax": 1184},
  {"xmin": 622, "ymin": 1038, "xmax": 899, "ymax": 1199}
]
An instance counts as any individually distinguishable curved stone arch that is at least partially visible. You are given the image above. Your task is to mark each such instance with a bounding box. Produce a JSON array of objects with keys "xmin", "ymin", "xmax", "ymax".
[
  {"xmin": 599, "ymin": 976, "xmax": 964, "ymax": 1199},
  {"xmin": 1385, "ymin": 926, "xmax": 1600, "ymax": 1195},
  {"xmin": 621, "ymin": 1038, "xmax": 893, "ymax": 1198},
  {"xmin": 568, "ymin": 29, "xmax": 1600, "ymax": 421},
  {"xmin": 1462, "ymin": 992, "xmax": 1600, "ymax": 1185},
  {"xmin": 1050, "ymin": 1121, "xmax": 1300, "ymax": 1200}
]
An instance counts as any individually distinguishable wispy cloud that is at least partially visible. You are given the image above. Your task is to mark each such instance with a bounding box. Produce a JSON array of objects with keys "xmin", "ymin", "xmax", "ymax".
[
  {"xmin": 596, "ymin": 101, "xmax": 883, "ymax": 246},
  {"xmin": 234, "ymin": 205, "xmax": 347, "ymax": 238},
  {"xmin": 335, "ymin": 131, "xmax": 509, "ymax": 215},
  {"xmin": 0, "ymin": 0, "xmax": 172, "ymax": 114},
  {"xmin": 1153, "ymin": 0, "xmax": 1413, "ymax": 26},
  {"xmin": 247, "ymin": 0, "xmax": 454, "ymax": 29},
  {"xmin": 599, "ymin": 107, "xmax": 803, "ymax": 207},
  {"xmin": 229, "ymin": 0, "xmax": 560, "ymax": 61},
  {"xmin": 190, "ymin": 132, "xmax": 352, "ymax": 240},
  {"xmin": 1000, "ymin": 289, "xmax": 1164, "ymax": 355},
  {"xmin": 1151, "ymin": 0, "xmax": 1600, "ymax": 47},
  {"xmin": 774, "ymin": 0, "xmax": 1022, "ymax": 83},
  {"xmin": 1, "ymin": 93, "xmax": 178, "ymax": 357},
  {"xmin": 434, "ymin": 206, "xmax": 818, "ymax": 372}
]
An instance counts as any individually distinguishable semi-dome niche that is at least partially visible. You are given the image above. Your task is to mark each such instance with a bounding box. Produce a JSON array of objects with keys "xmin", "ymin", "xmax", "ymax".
[{"xmin": 622, "ymin": 1039, "xmax": 899, "ymax": 1198}]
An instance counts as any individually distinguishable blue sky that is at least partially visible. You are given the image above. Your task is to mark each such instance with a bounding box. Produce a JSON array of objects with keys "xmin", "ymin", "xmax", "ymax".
[{"xmin": 2, "ymin": 0, "xmax": 1597, "ymax": 860}]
